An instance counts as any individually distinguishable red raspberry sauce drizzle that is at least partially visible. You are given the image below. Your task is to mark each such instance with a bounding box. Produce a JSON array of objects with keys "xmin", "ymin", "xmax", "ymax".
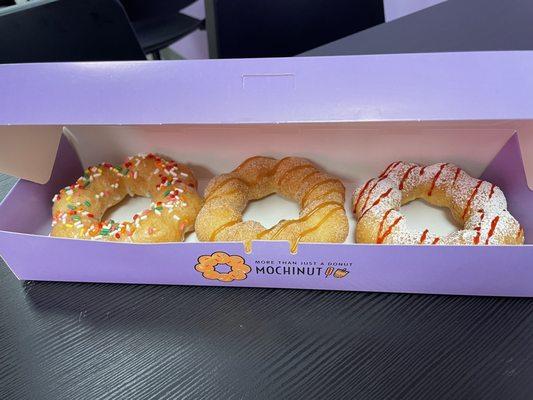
[
  {"xmin": 473, "ymin": 210, "xmax": 485, "ymax": 245},
  {"xmin": 488, "ymin": 184, "xmax": 496, "ymax": 200},
  {"xmin": 358, "ymin": 162, "xmax": 402, "ymax": 214},
  {"xmin": 379, "ymin": 161, "xmax": 401, "ymax": 179},
  {"xmin": 428, "ymin": 163, "xmax": 448, "ymax": 196},
  {"xmin": 484, "ymin": 216, "xmax": 500, "ymax": 245},
  {"xmin": 419, "ymin": 229, "xmax": 429, "ymax": 244},
  {"xmin": 360, "ymin": 179, "xmax": 382, "ymax": 215},
  {"xmin": 399, "ymin": 166, "xmax": 417, "ymax": 190},
  {"xmin": 377, "ymin": 209, "xmax": 393, "ymax": 240},
  {"xmin": 377, "ymin": 211, "xmax": 402, "ymax": 244},
  {"xmin": 462, "ymin": 180, "xmax": 483, "ymax": 220},
  {"xmin": 353, "ymin": 180, "xmax": 372, "ymax": 212},
  {"xmin": 360, "ymin": 188, "xmax": 392, "ymax": 218},
  {"xmin": 452, "ymin": 167, "xmax": 462, "ymax": 186}
]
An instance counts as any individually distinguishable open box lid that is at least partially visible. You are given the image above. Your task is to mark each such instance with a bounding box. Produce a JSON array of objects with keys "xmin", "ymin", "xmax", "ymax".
[{"xmin": 1, "ymin": 51, "xmax": 533, "ymax": 187}]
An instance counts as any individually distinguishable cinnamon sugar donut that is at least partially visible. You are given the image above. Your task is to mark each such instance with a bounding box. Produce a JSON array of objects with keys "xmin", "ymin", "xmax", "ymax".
[
  {"xmin": 51, "ymin": 154, "xmax": 203, "ymax": 243},
  {"xmin": 195, "ymin": 156, "xmax": 349, "ymax": 251},
  {"xmin": 353, "ymin": 162, "xmax": 524, "ymax": 245}
]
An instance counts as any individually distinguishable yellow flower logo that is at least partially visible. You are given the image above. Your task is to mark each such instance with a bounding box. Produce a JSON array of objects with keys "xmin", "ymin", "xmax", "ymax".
[{"xmin": 195, "ymin": 252, "xmax": 251, "ymax": 282}]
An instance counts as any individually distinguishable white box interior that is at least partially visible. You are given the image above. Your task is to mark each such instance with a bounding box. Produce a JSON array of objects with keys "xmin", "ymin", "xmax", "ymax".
[{"xmin": 55, "ymin": 122, "xmax": 519, "ymax": 244}]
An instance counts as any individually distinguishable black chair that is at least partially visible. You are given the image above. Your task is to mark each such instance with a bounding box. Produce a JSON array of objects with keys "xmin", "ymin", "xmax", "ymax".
[
  {"xmin": 120, "ymin": 0, "xmax": 203, "ymax": 59},
  {"xmin": 0, "ymin": 0, "xmax": 145, "ymax": 63},
  {"xmin": 205, "ymin": 0, "xmax": 385, "ymax": 58}
]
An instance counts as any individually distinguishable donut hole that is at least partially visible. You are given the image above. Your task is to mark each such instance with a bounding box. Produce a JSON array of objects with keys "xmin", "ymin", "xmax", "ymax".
[
  {"xmin": 102, "ymin": 195, "xmax": 152, "ymax": 223},
  {"xmin": 243, "ymin": 193, "xmax": 300, "ymax": 229},
  {"xmin": 214, "ymin": 264, "xmax": 232, "ymax": 273},
  {"xmin": 401, "ymin": 199, "xmax": 461, "ymax": 236}
]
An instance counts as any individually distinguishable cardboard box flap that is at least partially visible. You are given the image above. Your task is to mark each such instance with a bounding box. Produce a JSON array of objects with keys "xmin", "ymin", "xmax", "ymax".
[
  {"xmin": 518, "ymin": 129, "xmax": 533, "ymax": 191},
  {"xmin": 1, "ymin": 52, "xmax": 533, "ymax": 125},
  {"xmin": 0, "ymin": 134, "xmax": 83, "ymax": 233},
  {"xmin": 0, "ymin": 126, "xmax": 62, "ymax": 184},
  {"xmin": 0, "ymin": 51, "xmax": 533, "ymax": 186},
  {"xmin": 481, "ymin": 133, "xmax": 532, "ymax": 237}
]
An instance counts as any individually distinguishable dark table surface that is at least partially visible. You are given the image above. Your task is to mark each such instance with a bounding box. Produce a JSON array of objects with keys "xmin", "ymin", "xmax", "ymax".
[{"xmin": 2, "ymin": 174, "xmax": 533, "ymax": 400}]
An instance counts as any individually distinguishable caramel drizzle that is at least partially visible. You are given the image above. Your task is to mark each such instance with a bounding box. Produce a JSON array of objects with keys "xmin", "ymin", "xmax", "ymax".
[
  {"xmin": 301, "ymin": 170, "xmax": 320, "ymax": 183},
  {"xmin": 257, "ymin": 201, "xmax": 343, "ymax": 240},
  {"xmin": 206, "ymin": 189, "xmax": 240, "ymax": 203},
  {"xmin": 209, "ymin": 220, "xmax": 240, "ymax": 241},
  {"xmin": 277, "ymin": 164, "xmax": 314, "ymax": 187},
  {"xmin": 256, "ymin": 224, "xmax": 278, "ymax": 240},
  {"xmin": 419, "ymin": 166, "xmax": 428, "ymax": 176},
  {"xmin": 301, "ymin": 178, "xmax": 340, "ymax": 207},
  {"xmin": 419, "ymin": 229, "xmax": 429, "ymax": 244},
  {"xmin": 257, "ymin": 157, "xmax": 292, "ymax": 180},
  {"xmin": 320, "ymin": 188, "xmax": 345, "ymax": 199},
  {"xmin": 462, "ymin": 180, "xmax": 483, "ymax": 220},
  {"xmin": 208, "ymin": 157, "xmax": 291, "ymax": 199},
  {"xmin": 290, "ymin": 206, "xmax": 344, "ymax": 253},
  {"xmin": 208, "ymin": 177, "xmax": 249, "ymax": 199},
  {"xmin": 488, "ymin": 184, "xmax": 496, "ymax": 200},
  {"xmin": 484, "ymin": 216, "xmax": 500, "ymax": 245},
  {"xmin": 452, "ymin": 167, "xmax": 462, "ymax": 186},
  {"xmin": 237, "ymin": 156, "xmax": 272, "ymax": 169},
  {"xmin": 432, "ymin": 237, "xmax": 440, "ymax": 245},
  {"xmin": 399, "ymin": 166, "xmax": 417, "ymax": 190},
  {"xmin": 360, "ymin": 188, "xmax": 392, "ymax": 219},
  {"xmin": 428, "ymin": 163, "xmax": 448, "ymax": 196}
]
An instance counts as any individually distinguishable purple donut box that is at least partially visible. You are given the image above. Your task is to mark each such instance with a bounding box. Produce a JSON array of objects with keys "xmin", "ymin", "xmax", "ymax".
[{"xmin": 0, "ymin": 51, "xmax": 532, "ymax": 296}]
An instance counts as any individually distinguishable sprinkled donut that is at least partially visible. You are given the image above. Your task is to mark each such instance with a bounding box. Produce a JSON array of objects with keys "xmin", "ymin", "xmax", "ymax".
[
  {"xmin": 51, "ymin": 154, "xmax": 203, "ymax": 243},
  {"xmin": 353, "ymin": 162, "xmax": 524, "ymax": 245},
  {"xmin": 195, "ymin": 156, "xmax": 349, "ymax": 252}
]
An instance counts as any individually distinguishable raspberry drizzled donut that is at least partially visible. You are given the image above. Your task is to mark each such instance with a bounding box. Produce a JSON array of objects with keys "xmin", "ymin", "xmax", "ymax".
[
  {"xmin": 51, "ymin": 154, "xmax": 203, "ymax": 243},
  {"xmin": 353, "ymin": 162, "xmax": 524, "ymax": 245},
  {"xmin": 195, "ymin": 156, "xmax": 349, "ymax": 252}
]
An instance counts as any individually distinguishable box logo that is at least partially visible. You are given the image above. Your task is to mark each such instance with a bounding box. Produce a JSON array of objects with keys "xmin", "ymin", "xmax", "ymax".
[
  {"xmin": 324, "ymin": 267, "xmax": 350, "ymax": 279},
  {"xmin": 195, "ymin": 251, "xmax": 251, "ymax": 282},
  {"xmin": 195, "ymin": 252, "xmax": 351, "ymax": 283}
]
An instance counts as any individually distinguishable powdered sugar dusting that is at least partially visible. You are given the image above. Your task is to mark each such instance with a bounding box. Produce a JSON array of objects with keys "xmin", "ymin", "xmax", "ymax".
[{"xmin": 352, "ymin": 161, "xmax": 523, "ymax": 245}]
